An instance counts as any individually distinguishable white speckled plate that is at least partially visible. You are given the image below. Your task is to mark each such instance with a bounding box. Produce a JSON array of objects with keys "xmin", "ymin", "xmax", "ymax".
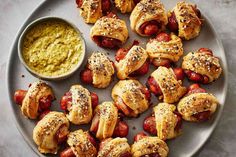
[{"xmin": 7, "ymin": 0, "xmax": 228, "ymax": 156}]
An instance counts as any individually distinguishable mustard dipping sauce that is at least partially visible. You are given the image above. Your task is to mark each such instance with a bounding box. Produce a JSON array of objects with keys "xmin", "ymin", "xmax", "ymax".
[{"xmin": 22, "ymin": 19, "xmax": 83, "ymax": 77}]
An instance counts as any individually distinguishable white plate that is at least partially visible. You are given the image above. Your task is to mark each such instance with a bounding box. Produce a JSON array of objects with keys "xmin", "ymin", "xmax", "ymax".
[{"xmin": 7, "ymin": 0, "xmax": 228, "ymax": 156}]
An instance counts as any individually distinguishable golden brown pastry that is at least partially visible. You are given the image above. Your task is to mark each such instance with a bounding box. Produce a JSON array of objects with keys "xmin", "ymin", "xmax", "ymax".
[
  {"xmin": 60, "ymin": 129, "xmax": 97, "ymax": 157},
  {"xmin": 33, "ymin": 111, "xmax": 69, "ymax": 154},
  {"xmin": 153, "ymin": 103, "xmax": 182, "ymax": 140},
  {"xmin": 130, "ymin": 0, "xmax": 168, "ymax": 36},
  {"xmin": 143, "ymin": 103, "xmax": 182, "ymax": 139},
  {"xmin": 177, "ymin": 84, "xmax": 218, "ymax": 122},
  {"xmin": 146, "ymin": 32, "xmax": 183, "ymax": 67},
  {"xmin": 115, "ymin": 45, "xmax": 149, "ymax": 79},
  {"xmin": 147, "ymin": 66, "xmax": 187, "ymax": 103},
  {"xmin": 80, "ymin": 52, "xmax": 115, "ymax": 88},
  {"xmin": 112, "ymin": 79, "xmax": 150, "ymax": 117},
  {"xmin": 182, "ymin": 48, "xmax": 222, "ymax": 84},
  {"xmin": 14, "ymin": 81, "xmax": 55, "ymax": 119},
  {"xmin": 168, "ymin": 1, "xmax": 202, "ymax": 40},
  {"xmin": 60, "ymin": 85, "xmax": 97, "ymax": 125},
  {"xmin": 90, "ymin": 13, "xmax": 129, "ymax": 48},
  {"xmin": 90, "ymin": 101, "xmax": 118, "ymax": 140},
  {"xmin": 114, "ymin": 0, "xmax": 135, "ymax": 13},
  {"xmin": 97, "ymin": 138, "xmax": 131, "ymax": 157},
  {"xmin": 76, "ymin": 0, "xmax": 112, "ymax": 24},
  {"xmin": 79, "ymin": 0, "xmax": 102, "ymax": 23},
  {"xmin": 131, "ymin": 136, "xmax": 169, "ymax": 157}
]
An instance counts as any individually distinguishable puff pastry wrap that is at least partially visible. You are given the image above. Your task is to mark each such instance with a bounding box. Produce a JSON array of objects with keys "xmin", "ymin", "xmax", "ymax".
[
  {"xmin": 116, "ymin": 45, "xmax": 148, "ymax": 79},
  {"xmin": 112, "ymin": 79, "xmax": 149, "ymax": 117},
  {"xmin": 97, "ymin": 137, "xmax": 131, "ymax": 157},
  {"xmin": 146, "ymin": 33, "xmax": 183, "ymax": 63},
  {"xmin": 115, "ymin": 0, "xmax": 135, "ymax": 13},
  {"xmin": 21, "ymin": 81, "xmax": 54, "ymax": 119},
  {"xmin": 90, "ymin": 15, "xmax": 129, "ymax": 45},
  {"xmin": 66, "ymin": 85, "xmax": 93, "ymax": 125},
  {"xmin": 67, "ymin": 129, "xmax": 97, "ymax": 157},
  {"xmin": 131, "ymin": 136, "xmax": 169, "ymax": 157},
  {"xmin": 88, "ymin": 52, "xmax": 115, "ymax": 88},
  {"xmin": 150, "ymin": 66, "xmax": 187, "ymax": 103},
  {"xmin": 80, "ymin": 0, "xmax": 102, "ymax": 23},
  {"xmin": 153, "ymin": 103, "xmax": 181, "ymax": 140},
  {"xmin": 177, "ymin": 93, "xmax": 218, "ymax": 122},
  {"xmin": 182, "ymin": 51, "xmax": 222, "ymax": 83},
  {"xmin": 33, "ymin": 112, "xmax": 69, "ymax": 154},
  {"xmin": 92, "ymin": 101, "xmax": 118, "ymax": 140},
  {"xmin": 130, "ymin": 0, "xmax": 168, "ymax": 36},
  {"xmin": 170, "ymin": 1, "xmax": 202, "ymax": 40}
]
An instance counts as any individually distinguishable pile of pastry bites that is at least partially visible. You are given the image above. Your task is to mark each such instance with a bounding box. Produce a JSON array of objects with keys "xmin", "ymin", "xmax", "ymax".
[{"xmin": 13, "ymin": 0, "xmax": 222, "ymax": 156}]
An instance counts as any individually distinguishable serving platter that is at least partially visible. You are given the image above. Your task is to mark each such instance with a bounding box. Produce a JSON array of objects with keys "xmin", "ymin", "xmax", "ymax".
[{"xmin": 7, "ymin": 0, "xmax": 228, "ymax": 156}]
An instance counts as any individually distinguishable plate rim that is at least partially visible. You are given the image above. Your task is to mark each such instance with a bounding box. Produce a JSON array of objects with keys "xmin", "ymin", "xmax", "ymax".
[
  {"xmin": 6, "ymin": 1, "xmax": 48, "ymax": 156},
  {"xmin": 6, "ymin": 0, "xmax": 229, "ymax": 157}
]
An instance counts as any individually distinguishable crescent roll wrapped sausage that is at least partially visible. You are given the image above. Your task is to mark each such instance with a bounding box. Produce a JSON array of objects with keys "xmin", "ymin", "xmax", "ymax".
[
  {"xmin": 112, "ymin": 79, "xmax": 150, "ymax": 117},
  {"xmin": 60, "ymin": 129, "xmax": 97, "ymax": 157},
  {"xmin": 33, "ymin": 111, "xmax": 69, "ymax": 154},
  {"xmin": 130, "ymin": 0, "xmax": 168, "ymax": 36},
  {"xmin": 90, "ymin": 101, "xmax": 118, "ymax": 140},
  {"xmin": 114, "ymin": 0, "xmax": 135, "ymax": 13},
  {"xmin": 115, "ymin": 45, "xmax": 149, "ymax": 79},
  {"xmin": 147, "ymin": 66, "xmax": 187, "ymax": 103},
  {"xmin": 146, "ymin": 32, "xmax": 183, "ymax": 67},
  {"xmin": 98, "ymin": 138, "xmax": 131, "ymax": 157},
  {"xmin": 80, "ymin": 52, "xmax": 115, "ymax": 88},
  {"xmin": 177, "ymin": 84, "xmax": 218, "ymax": 122},
  {"xmin": 143, "ymin": 103, "xmax": 182, "ymax": 139},
  {"xmin": 90, "ymin": 13, "xmax": 129, "ymax": 48},
  {"xmin": 13, "ymin": 81, "xmax": 55, "ymax": 119},
  {"xmin": 168, "ymin": 1, "xmax": 202, "ymax": 40},
  {"xmin": 60, "ymin": 85, "xmax": 98, "ymax": 125},
  {"xmin": 153, "ymin": 103, "xmax": 182, "ymax": 140},
  {"xmin": 182, "ymin": 48, "xmax": 222, "ymax": 84},
  {"xmin": 76, "ymin": 0, "xmax": 111, "ymax": 23},
  {"xmin": 79, "ymin": 0, "xmax": 102, "ymax": 23},
  {"xmin": 131, "ymin": 136, "xmax": 169, "ymax": 157}
]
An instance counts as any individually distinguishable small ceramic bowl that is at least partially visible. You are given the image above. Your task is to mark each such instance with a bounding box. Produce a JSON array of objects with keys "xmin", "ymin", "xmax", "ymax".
[{"xmin": 18, "ymin": 16, "xmax": 86, "ymax": 80}]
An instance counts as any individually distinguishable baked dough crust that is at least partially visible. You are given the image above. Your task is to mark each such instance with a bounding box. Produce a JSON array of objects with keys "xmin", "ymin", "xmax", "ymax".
[
  {"xmin": 66, "ymin": 85, "xmax": 93, "ymax": 125},
  {"xmin": 171, "ymin": 1, "xmax": 202, "ymax": 40},
  {"xmin": 151, "ymin": 66, "xmax": 187, "ymax": 103},
  {"xmin": 97, "ymin": 138, "xmax": 131, "ymax": 157},
  {"xmin": 67, "ymin": 129, "xmax": 97, "ymax": 157},
  {"xmin": 111, "ymin": 79, "xmax": 149, "ymax": 117},
  {"xmin": 146, "ymin": 33, "xmax": 183, "ymax": 63},
  {"xmin": 116, "ymin": 46, "xmax": 148, "ymax": 79},
  {"xmin": 130, "ymin": 0, "xmax": 168, "ymax": 36},
  {"xmin": 177, "ymin": 93, "xmax": 218, "ymax": 122},
  {"xmin": 90, "ymin": 15, "xmax": 129, "ymax": 44},
  {"xmin": 93, "ymin": 101, "xmax": 118, "ymax": 140},
  {"xmin": 131, "ymin": 136, "xmax": 169, "ymax": 157},
  {"xmin": 33, "ymin": 111, "xmax": 69, "ymax": 154},
  {"xmin": 88, "ymin": 52, "xmax": 115, "ymax": 88},
  {"xmin": 21, "ymin": 81, "xmax": 54, "ymax": 119},
  {"xmin": 115, "ymin": 0, "xmax": 135, "ymax": 13},
  {"xmin": 154, "ymin": 103, "xmax": 181, "ymax": 140},
  {"xmin": 182, "ymin": 51, "xmax": 222, "ymax": 83},
  {"xmin": 80, "ymin": 0, "xmax": 102, "ymax": 23}
]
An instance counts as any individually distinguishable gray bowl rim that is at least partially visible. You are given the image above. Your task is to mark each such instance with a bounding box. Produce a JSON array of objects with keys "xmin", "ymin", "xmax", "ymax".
[{"xmin": 17, "ymin": 16, "xmax": 86, "ymax": 80}]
